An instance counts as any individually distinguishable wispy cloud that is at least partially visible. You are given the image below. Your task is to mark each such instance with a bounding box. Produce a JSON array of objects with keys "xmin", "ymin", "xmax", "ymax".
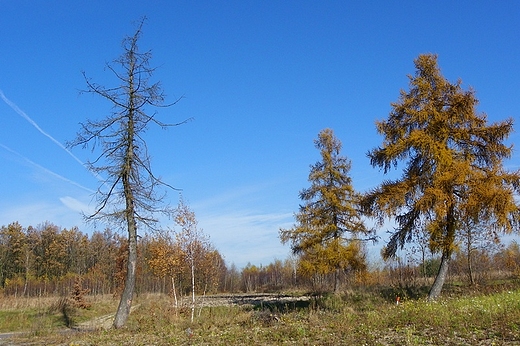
[
  {"xmin": 0, "ymin": 143, "xmax": 95, "ymax": 193},
  {"xmin": 60, "ymin": 196, "xmax": 93, "ymax": 215},
  {"xmin": 184, "ymin": 183, "xmax": 295, "ymax": 267},
  {"xmin": 0, "ymin": 201, "xmax": 85, "ymax": 230},
  {"xmin": 197, "ymin": 208, "xmax": 293, "ymax": 268}
]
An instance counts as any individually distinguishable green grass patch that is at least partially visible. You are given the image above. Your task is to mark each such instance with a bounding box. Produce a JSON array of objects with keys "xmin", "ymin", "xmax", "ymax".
[{"xmin": 0, "ymin": 308, "xmax": 67, "ymax": 333}]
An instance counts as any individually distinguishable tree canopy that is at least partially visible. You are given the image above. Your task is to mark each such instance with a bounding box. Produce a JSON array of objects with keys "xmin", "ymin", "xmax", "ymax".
[
  {"xmin": 280, "ymin": 128, "xmax": 374, "ymax": 292},
  {"xmin": 364, "ymin": 53, "xmax": 520, "ymax": 299}
]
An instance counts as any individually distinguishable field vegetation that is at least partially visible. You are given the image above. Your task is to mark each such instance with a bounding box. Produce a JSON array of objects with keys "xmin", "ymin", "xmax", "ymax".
[{"xmin": 1, "ymin": 280, "xmax": 520, "ymax": 345}]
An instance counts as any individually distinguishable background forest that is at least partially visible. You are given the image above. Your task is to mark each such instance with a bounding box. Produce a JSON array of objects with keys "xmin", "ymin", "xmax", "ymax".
[{"xmin": 1, "ymin": 220, "xmax": 520, "ymax": 299}]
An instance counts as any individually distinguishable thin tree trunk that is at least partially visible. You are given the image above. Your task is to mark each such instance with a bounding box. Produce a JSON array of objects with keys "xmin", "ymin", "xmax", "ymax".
[
  {"xmin": 113, "ymin": 222, "xmax": 137, "ymax": 328},
  {"xmin": 333, "ymin": 267, "xmax": 340, "ymax": 293},
  {"xmin": 293, "ymin": 262, "xmax": 297, "ymax": 286},
  {"xmin": 198, "ymin": 284, "xmax": 207, "ymax": 317},
  {"xmin": 428, "ymin": 250, "xmax": 450, "ymax": 300},
  {"xmin": 468, "ymin": 252, "xmax": 474, "ymax": 286},
  {"xmin": 190, "ymin": 253, "xmax": 195, "ymax": 323},
  {"xmin": 421, "ymin": 248, "xmax": 426, "ymax": 279},
  {"xmin": 23, "ymin": 250, "xmax": 29, "ymax": 296},
  {"xmin": 467, "ymin": 232, "xmax": 475, "ymax": 286},
  {"xmin": 171, "ymin": 276, "xmax": 178, "ymax": 310}
]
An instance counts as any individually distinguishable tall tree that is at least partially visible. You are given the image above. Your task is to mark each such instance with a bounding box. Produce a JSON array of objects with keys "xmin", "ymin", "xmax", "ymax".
[
  {"xmin": 61, "ymin": 226, "xmax": 89, "ymax": 275},
  {"xmin": 85, "ymin": 229, "xmax": 119, "ymax": 295},
  {"xmin": 280, "ymin": 128, "xmax": 374, "ymax": 292},
  {"xmin": 31, "ymin": 223, "xmax": 67, "ymax": 281},
  {"xmin": 0, "ymin": 222, "xmax": 27, "ymax": 288},
  {"xmin": 69, "ymin": 19, "xmax": 187, "ymax": 328},
  {"xmin": 364, "ymin": 54, "xmax": 520, "ymax": 299}
]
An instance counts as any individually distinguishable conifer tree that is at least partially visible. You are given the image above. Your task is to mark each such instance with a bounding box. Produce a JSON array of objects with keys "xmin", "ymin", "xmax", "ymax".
[
  {"xmin": 280, "ymin": 129, "xmax": 374, "ymax": 292},
  {"xmin": 69, "ymin": 19, "xmax": 187, "ymax": 327},
  {"xmin": 364, "ymin": 54, "xmax": 520, "ymax": 299}
]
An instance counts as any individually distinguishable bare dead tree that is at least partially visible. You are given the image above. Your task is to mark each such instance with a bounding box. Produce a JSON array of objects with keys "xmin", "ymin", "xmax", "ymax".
[{"xmin": 68, "ymin": 18, "xmax": 189, "ymax": 328}]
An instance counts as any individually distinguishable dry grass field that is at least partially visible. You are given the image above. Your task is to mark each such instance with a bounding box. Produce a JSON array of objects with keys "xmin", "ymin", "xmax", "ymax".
[{"xmin": 1, "ymin": 283, "xmax": 520, "ymax": 345}]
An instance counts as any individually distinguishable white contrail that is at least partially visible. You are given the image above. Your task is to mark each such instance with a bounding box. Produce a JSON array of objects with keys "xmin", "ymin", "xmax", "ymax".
[
  {"xmin": 0, "ymin": 89, "xmax": 86, "ymax": 167},
  {"xmin": 0, "ymin": 90, "xmax": 103, "ymax": 182},
  {"xmin": 0, "ymin": 143, "xmax": 95, "ymax": 193}
]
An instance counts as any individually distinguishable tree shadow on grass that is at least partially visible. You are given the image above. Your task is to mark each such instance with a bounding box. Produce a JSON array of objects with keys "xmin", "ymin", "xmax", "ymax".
[
  {"xmin": 379, "ymin": 285, "xmax": 431, "ymax": 302},
  {"xmin": 229, "ymin": 294, "xmax": 311, "ymax": 313},
  {"xmin": 252, "ymin": 299, "xmax": 311, "ymax": 313}
]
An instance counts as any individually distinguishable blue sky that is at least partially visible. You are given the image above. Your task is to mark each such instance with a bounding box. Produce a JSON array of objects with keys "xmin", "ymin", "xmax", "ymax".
[{"xmin": 1, "ymin": 1, "xmax": 519, "ymax": 268}]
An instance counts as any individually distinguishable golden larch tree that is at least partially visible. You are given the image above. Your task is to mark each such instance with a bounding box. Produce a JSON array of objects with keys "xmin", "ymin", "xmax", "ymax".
[
  {"xmin": 364, "ymin": 54, "xmax": 520, "ymax": 299},
  {"xmin": 280, "ymin": 128, "xmax": 375, "ymax": 292}
]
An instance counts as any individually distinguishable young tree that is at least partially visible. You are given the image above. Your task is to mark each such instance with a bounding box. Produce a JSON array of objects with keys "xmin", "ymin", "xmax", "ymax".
[
  {"xmin": 280, "ymin": 128, "xmax": 375, "ymax": 293},
  {"xmin": 223, "ymin": 263, "xmax": 241, "ymax": 293},
  {"xmin": 364, "ymin": 54, "xmax": 520, "ymax": 299},
  {"xmin": 68, "ymin": 19, "xmax": 187, "ymax": 328},
  {"xmin": 61, "ymin": 226, "xmax": 89, "ymax": 276},
  {"xmin": 456, "ymin": 217, "xmax": 502, "ymax": 285},
  {"xmin": 174, "ymin": 198, "xmax": 211, "ymax": 322},
  {"xmin": 496, "ymin": 241, "xmax": 520, "ymax": 277}
]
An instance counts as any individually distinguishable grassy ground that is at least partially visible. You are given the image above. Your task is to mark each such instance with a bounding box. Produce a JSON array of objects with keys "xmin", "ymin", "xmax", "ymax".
[{"xmin": 2, "ymin": 284, "xmax": 520, "ymax": 345}]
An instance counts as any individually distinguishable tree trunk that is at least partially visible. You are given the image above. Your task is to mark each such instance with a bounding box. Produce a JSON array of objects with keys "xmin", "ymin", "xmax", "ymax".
[
  {"xmin": 333, "ymin": 267, "xmax": 340, "ymax": 293},
  {"xmin": 23, "ymin": 250, "xmax": 30, "ymax": 296},
  {"xmin": 428, "ymin": 250, "xmax": 450, "ymax": 300},
  {"xmin": 468, "ymin": 253, "xmax": 474, "ymax": 286},
  {"xmin": 190, "ymin": 250, "xmax": 195, "ymax": 323},
  {"xmin": 113, "ymin": 51, "xmax": 138, "ymax": 329},
  {"xmin": 113, "ymin": 120, "xmax": 137, "ymax": 328},
  {"xmin": 171, "ymin": 276, "xmax": 178, "ymax": 310},
  {"xmin": 198, "ymin": 284, "xmax": 207, "ymax": 317},
  {"xmin": 466, "ymin": 232, "xmax": 475, "ymax": 286},
  {"xmin": 421, "ymin": 247, "xmax": 426, "ymax": 279},
  {"xmin": 429, "ymin": 205, "xmax": 456, "ymax": 300},
  {"xmin": 113, "ymin": 221, "xmax": 137, "ymax": 328}
]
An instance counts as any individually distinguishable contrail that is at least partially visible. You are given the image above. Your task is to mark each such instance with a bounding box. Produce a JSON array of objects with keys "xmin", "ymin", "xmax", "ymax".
[
  {"xmin": 0, "ymin": 89, "xmax": 85, "ymax": 167},
  {"xmin": 0, "ymin": 143, "xmax": 95, "ymax": 193},
  {"xmin": 0, "ymin": 90, "xmax": 103, "ymax": 182}
]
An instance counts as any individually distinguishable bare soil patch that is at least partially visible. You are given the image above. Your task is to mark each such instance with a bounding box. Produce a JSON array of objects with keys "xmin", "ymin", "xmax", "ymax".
[{"xmin": 193, "ymin": 293, "xmax": 311, "ymax": 308}]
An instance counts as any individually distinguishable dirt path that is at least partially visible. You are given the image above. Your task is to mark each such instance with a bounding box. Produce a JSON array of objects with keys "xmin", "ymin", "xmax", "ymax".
[
  {"xmin": 74, "ymin": 303, "xmax": 141, "ymax": 331},
  {"xmin": 0, "ymin": 304, "xmax": 142, "ymax": 343}
]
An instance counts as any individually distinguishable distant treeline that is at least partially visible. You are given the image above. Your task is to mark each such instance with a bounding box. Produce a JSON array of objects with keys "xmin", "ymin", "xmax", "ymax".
[{"xmin": 0, "ymin": 221, "xmax": 519, "ymax": 297}]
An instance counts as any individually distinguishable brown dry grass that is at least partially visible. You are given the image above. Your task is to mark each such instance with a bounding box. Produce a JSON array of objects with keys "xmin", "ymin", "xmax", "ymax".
[{"xmin": 2, "ymin": 284, "xmax": 520, "ymax": 345}]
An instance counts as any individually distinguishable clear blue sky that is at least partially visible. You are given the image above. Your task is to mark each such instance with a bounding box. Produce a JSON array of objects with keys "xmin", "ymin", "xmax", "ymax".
[{"xmin": 1, "ymin": 1, "xmax": 519, "ymax": 268}]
